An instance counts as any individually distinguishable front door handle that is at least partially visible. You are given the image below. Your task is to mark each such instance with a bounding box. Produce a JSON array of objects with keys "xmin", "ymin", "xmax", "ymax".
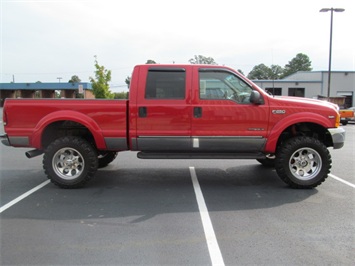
[
  {"xmin": 194, "ymin": 107, "xmax": 202, "ymax": 118},
  {"xmin": 139, "ymin": 107, "xmax": 147, "ymax": 117}
]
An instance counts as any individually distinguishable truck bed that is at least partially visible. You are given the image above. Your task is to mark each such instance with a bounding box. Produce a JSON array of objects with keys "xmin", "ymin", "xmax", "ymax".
[{"xmin": 3, "ymin": 99, "xmax": 128, "ymax": 150}]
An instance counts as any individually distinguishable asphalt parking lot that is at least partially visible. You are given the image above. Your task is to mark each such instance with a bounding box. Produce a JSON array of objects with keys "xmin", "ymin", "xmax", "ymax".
[{"xmin": 0, "ymin": 114, "xmax": 354, "ymax": 265}]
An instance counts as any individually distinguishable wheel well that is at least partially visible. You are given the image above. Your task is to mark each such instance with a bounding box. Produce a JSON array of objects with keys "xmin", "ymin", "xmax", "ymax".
[
  {"xmin": 42, "ymin": 121, "xmax": 95, "ymax": 149},
  {"xmin": 276, "ymin": 123, "xmax": 333, "ymax": 150}
]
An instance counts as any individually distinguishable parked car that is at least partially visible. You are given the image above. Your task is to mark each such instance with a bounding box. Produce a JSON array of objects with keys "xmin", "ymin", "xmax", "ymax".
[
  {"xmin": 347, "ymin": 107, "xmax": 355, "ymax": 122},
  {"xmin": 340, "ymin": 107, "xmax": 355, "ymax": 125}
]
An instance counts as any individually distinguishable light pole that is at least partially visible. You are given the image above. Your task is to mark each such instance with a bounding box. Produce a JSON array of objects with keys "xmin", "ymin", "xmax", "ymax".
[{"xmin": 320, "ymin": 7, "xmax": 345, "ymax": 98}]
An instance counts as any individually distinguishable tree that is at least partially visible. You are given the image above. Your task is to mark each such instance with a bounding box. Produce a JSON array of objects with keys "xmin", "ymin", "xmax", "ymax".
[
  {"xmin": 237, "ymin": 69, "xmax": 245, "ymax": 76},
  {"xmin": 270, "ymin": 64, "xmax": 284, "ymax": 80},
  {"xmin": 69, "ymin": 76, "xmax": 83, "ymax": 98},
  {"xmin": 247, "ymin": 64, "xmax": 273, "ymax": 80},
  {"xmin": 281, "ymin": 53, "xmax": 312, "ymax": 78},
  {"xmin": 146, "ymin": 59, "xmax": 157, "ymax": 64},
  {"xmin": 89, "ymin": 56, "xmax": 113, "ymax": 99},
  {"xmin": 189, "ymin": 55, "xmax": 217, "ymax": 65},
  {"xmin": 124, "ymin": 59, "xmax": 156, "ymax": 89},
  {"xmin": 69, "ymin": 75, "xmax": 81, "ymax": 83},
  {"xmin": 125, "ymin": 76, "xmax": 131, "ymax": 88},
  {"xmin": 113, "ymin": 92, "xmax": 129, "ymax": 99}
]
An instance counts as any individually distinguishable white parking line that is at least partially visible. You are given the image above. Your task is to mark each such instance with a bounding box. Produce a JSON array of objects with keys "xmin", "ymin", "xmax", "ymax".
[
  {"xmin": 329, "ymin": 174, "xmax": 355, "ymax": 188},
  {"xmin": 0, "ymin": 180, "xmax": 50, "ymax": 214},
  {"xmin": 189, "ymin": 166, "xmax": 225, "ymax": 266}
]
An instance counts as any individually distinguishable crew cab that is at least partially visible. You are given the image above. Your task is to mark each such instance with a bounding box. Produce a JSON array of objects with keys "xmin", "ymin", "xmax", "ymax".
[{"xmin": 1, "ymin": 64, "xmax": 346, "ymax": 189}]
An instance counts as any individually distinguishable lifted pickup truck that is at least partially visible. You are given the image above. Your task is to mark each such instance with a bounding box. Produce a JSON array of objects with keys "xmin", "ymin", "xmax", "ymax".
[{"xmin": 1, "ymin": 64, "xmax": 345, "ymax": 189}]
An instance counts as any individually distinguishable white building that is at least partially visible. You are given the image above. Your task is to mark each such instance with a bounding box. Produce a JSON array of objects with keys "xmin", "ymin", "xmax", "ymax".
[{"xmin": 253, "ymin": 71, "xmax": 355, "ymax": 108}]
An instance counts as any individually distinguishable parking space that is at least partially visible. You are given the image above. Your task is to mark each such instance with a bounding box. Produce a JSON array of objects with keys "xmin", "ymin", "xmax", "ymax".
[{"xmin": 0, "ymin": 124, "xmax": 354, "ymax": 265}]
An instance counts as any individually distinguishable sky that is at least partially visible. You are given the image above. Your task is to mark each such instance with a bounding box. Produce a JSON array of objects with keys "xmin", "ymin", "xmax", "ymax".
[{"xmin": 1, "ymin": 0, "xmax": 354, "ymax": 92}]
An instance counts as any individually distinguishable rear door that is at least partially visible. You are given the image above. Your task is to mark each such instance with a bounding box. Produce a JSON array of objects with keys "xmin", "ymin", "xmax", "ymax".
[
  {"xmin": 135, "ymin": 67, "xmax": 192, "ymax": 151},
  {"xmin": 191, "ymin": 68, "xmax": 269, "ymax": 153}
]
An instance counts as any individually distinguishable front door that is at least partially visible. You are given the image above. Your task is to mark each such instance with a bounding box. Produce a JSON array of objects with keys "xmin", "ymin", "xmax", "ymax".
[{"xmin": 191, "ymin": 68, "xmax": 269, "ymax": 153}]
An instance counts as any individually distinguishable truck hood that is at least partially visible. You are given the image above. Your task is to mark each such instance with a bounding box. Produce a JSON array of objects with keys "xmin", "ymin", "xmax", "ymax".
[{"xmin": 273, "ymin": 96, "xmax": 339, "ymax": 112}]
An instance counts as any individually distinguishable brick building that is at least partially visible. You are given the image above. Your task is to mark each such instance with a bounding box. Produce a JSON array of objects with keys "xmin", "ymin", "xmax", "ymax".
[{"xmin": 0, "ymin": 82, "xmax": 94, "ymax": 107}]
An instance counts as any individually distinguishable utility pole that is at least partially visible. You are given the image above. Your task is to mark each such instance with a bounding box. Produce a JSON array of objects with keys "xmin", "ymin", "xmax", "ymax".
[{"xmin": 320, "ymin": 7, "xmax": 345, "ymax": 98}]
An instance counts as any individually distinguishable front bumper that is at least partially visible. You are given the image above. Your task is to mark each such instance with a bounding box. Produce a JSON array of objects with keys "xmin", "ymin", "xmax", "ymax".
[
  {"xmin": 0, "ymin": 134, "xmax": 10, "ymax": 146},
  {"xmin": 328, "ymin": 127, "xmax": 346, "ymax": 149}
]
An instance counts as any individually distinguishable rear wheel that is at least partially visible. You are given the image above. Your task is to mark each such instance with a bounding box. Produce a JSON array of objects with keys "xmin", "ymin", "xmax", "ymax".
[
  {"xmin": 275, "ymin": 136, "xmax": 331, "ymax": 188},
  {"xmin": 43, "ymin": 136, "xmax": 98, "ymax": 188}
]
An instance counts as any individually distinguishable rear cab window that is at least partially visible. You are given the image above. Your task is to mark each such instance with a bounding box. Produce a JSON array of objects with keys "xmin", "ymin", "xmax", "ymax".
[{"xmin": 145, "ymin": 69, "xmax": 186, "ymax": 99}]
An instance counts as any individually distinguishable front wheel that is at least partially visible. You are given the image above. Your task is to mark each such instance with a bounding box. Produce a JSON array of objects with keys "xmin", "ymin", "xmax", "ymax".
[
  {"xmin": 275, "ymin": 136, "xmax": 331, "ymax": 189},
  {"xmin": 43, "ymin": 136, "xmax": 98, "ymax": 188}
]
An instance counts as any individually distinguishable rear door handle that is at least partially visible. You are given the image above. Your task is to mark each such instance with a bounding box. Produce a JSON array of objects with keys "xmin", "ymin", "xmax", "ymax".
[
  {"xmin": 139, "ymin": 107, "xmax": 147, "ymax": 117},
  {"xmin": 194, "ymin": 107, "xmax": 202, "ymax": 118}
]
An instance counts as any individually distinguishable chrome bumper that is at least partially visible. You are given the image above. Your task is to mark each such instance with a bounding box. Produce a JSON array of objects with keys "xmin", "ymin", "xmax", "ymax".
[{"xmin": 328, "ymin": 127, "xmax": 346, "ymax": 149}]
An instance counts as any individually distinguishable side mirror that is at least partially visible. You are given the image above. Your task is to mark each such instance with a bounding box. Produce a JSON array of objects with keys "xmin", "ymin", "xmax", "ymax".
[{"xmin": 250, "ymin": 90, "xmax": 264, "ymax": 105}]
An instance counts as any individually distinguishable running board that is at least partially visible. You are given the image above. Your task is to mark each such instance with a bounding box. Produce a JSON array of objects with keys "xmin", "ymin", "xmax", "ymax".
[{"xmin": 137, "ymin": 152, "xmax": 266, "ymax": 160}]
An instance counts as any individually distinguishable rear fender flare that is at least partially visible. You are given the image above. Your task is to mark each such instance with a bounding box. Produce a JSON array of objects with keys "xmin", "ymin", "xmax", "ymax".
[{"xmin": 31, "ymin": 110, "xmax": 105, "ymax": 149}]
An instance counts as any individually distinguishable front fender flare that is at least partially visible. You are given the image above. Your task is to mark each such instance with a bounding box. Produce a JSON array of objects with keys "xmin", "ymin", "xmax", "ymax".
[{"xmin": 265, "ymin": 112, "xmax": 332, "ymax": 153}]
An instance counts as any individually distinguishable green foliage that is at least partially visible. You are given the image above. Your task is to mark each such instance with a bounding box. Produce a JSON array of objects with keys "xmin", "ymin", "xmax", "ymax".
[
  {"xmin": 248, "ymin": 53, "xmax": 313, "ymax": 80},
  {"xmin": 125, "ymin": 76, "xmax": 131, "ymax": 88},
  {"xmin": 247, "ymin": 64, "xmax": 273, "ymax": 80},
  {"xmin": 69, "ymin": 75, "xmax": 81, "ymax": 83},
  {"xmin": 69, "ymin": 76, "xmax": 83, "ymax": 98},
  {"xmin": 247, "ymin": 64, "xmax": 285, "ymax": 80},
  {"xmin": 113, "ymin": 92, "xmax": 129, "ymax": 99},
  {"xmin": 124, "ymin": 59, "xmax": 156, "ymax": 89},
  {"xmin": 189, "ymin": 55, "xmax": 217, "ymax": 65},
  {"xmin": 281, "ymin": 53, "xmax": 312, "ymax": 78},
  {"xmin": 145, "ymin": 59, "xmax": 157, "ymax": 64},
  {"xmin": 270, "ymin": 64, "xmax": 284, "ymax": 80},
  {"xmin": 89, "ymin": 56, "xmax": 113, "ymax": 99}
]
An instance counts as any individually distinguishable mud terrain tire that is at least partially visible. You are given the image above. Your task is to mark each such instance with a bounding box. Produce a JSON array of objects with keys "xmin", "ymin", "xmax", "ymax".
[
  {"xmin": 43, "ymin": 136, "xmax": 98, "ymax": 188},
  {"xmin": 275, "ymin": 136, "xmax": 331, "ymax": 188}
]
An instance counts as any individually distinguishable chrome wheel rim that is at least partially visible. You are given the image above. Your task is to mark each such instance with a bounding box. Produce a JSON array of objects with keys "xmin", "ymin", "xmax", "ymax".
[
  {"xmin": 289, "ymin": 147, "xmax": 322, "ymax": 181},
  {"xmin": 52, "ymin": 147, "xmax": 84, "ymax": 180}
]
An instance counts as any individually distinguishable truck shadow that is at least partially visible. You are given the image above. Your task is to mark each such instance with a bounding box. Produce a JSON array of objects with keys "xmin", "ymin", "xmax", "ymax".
[{"xmin": 2, "ymin": 165, "xmax": 317, "ymax": 221}]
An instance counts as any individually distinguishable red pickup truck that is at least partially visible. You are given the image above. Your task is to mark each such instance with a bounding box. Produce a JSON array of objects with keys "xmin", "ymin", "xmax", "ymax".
[{"xmin": 1, "ymin": 64, "xmax": 345, "ymax": 189}]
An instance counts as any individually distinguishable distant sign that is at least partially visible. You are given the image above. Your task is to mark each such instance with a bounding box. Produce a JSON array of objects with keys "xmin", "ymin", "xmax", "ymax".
[{"xmin": 78, "ymin": 85, "xmax": 83, "ymax": 94}]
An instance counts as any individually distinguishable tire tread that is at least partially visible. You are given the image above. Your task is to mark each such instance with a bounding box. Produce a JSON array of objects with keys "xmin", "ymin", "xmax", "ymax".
[
  {"xmin": 43, "ymin": 136, "xmax": 98, "ymax": 188},
  {"xmin": 275, "ymin": 136, "xmax": 331, "ymax": 189}
]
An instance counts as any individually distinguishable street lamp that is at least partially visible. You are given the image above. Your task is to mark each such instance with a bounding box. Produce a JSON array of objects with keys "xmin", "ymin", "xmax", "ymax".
[{"xmin": 320, "ymin": 7, "xmax": 345, "ymax": 98}]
